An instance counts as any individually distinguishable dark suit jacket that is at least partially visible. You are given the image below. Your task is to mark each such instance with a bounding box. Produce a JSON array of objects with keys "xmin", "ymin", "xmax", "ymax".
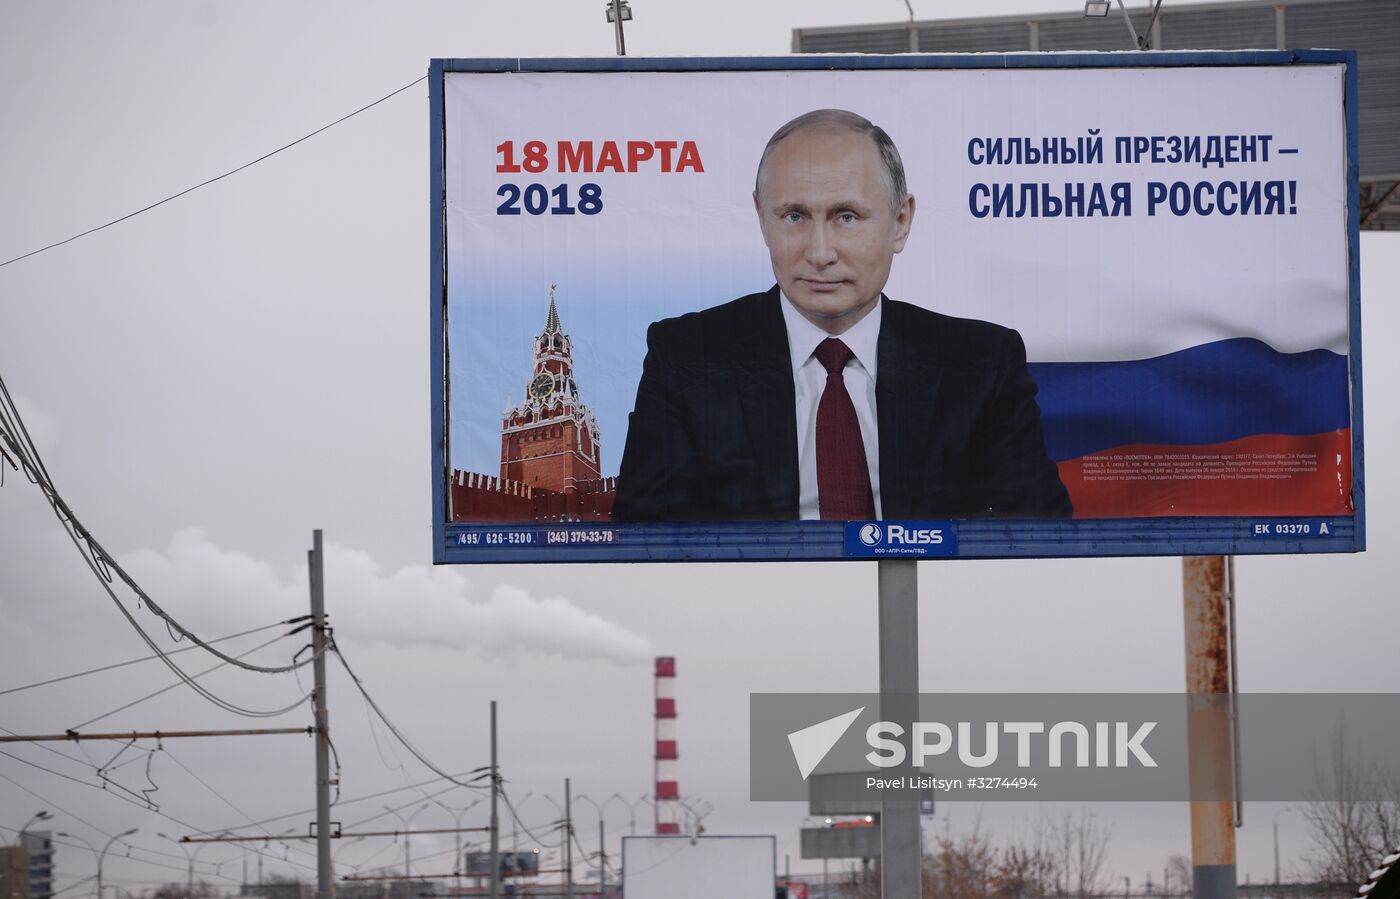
[{"xmin": 612, "ymin": 287, "xmax": 1071, "ymax": 521}]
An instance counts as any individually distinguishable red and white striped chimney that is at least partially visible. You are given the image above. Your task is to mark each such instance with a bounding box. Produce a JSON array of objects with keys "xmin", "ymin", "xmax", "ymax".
[{"xmin": 654, "ymin": 656, "xmax": 679, "ymax": 834}]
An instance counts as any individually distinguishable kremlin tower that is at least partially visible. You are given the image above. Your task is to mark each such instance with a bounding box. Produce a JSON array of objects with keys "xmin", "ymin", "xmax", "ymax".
[{"xmin": 450, "ymin": 287, "xmax": 617, "ymax": 522}]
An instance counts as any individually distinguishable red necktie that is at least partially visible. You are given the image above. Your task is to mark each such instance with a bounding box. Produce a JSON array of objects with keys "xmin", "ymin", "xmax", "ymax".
[{"xmin": 814, "ymin": 338, "xmax": 875, "ymax": 520}]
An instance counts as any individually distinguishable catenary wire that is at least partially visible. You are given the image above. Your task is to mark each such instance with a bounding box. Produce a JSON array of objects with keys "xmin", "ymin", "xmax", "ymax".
[
  {"xmin": 0, "ymin": 378, "xmax": 320, "ymax": 682},
  {"xmin": 0, "ymin": 620, "xmax": 301, "ymax": 697},
  {"xmin": 0, "ymin": 76, "xmax": 427, "ymax": 270},
  {"xmin": 328, "ymin": 640, "xmax": 491, "ymax": 792},
  {"xmin": 500, "ymin": 786, "xmax": 565, "ymax": 849},
  {"xmin": 67, "ymin": 631, "xmax": 311, "ymax": 731},
  {"xmin": 161, "ymin": 745, "xmax": 319, "ymax": 864},
  {"xmin": 198, "ymin": 770, "xmax": 482, "ymax": 835},
  {"xmin": 0, "ymin": 749, "xmax": 317, "ymax": 875}
]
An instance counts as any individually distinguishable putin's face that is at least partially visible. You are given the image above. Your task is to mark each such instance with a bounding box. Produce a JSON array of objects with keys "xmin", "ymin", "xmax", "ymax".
[{"xmin": 754, "ymin": 126, "xmax": 915, "ymax": 335}]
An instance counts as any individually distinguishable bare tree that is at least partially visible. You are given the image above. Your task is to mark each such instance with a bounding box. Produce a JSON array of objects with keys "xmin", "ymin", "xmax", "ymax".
[
  {"xmin": 993, "ymin": 839, "xmax": 1058, "ymax": 899},
  {"xmin": 849, "ymin": 809, "xmax": 1115, "ymax": 898},
  {"xmin": 1163, "ymin": 854, "xmax": 1192, "ymax": 897},
  {"xmin": 1301, "ymin": 729, "xmax": 1400, "ymax": 896},
  {"xmin": 1047, "ymin": 809, "xmax": 1113, "ymax": 898},
  {"xmin": 151, "ymin": 882, "xmax": 220, "ymax": 899},
  {"xmin": 923, "ymin": 815, "xmax": 997, "ymax": 899}
]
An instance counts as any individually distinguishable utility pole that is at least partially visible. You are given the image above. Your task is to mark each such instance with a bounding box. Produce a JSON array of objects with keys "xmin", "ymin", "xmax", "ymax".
[
  {"xmin": 489, "ymin": 701, "xmax": 500, "ymax": 899},
  {"xmin": 598, "ymin": 818, "xmax": 606, "ymax": 894},
  {"xmin": 564, "ymin": 779, "xmax": 574, "ymax": 899},
  {"xmin": 310, "ymin": 529, "xmax": 334, "ymax": 899},
  {"xmin": 1273, "ymin": 820, "xmax": 1280, "ymax": 886}
]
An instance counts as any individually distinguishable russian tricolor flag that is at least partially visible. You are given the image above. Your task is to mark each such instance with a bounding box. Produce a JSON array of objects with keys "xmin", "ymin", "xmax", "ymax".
[{"xmin": 1029, "ymin": 338, "xmax": 1351, "ymax": 518}]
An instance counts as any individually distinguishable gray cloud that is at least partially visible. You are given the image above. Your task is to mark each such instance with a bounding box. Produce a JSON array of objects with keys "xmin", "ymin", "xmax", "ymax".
[{"xmin": 121, "ymin": 528, "xmax": 654, "ymax": 665}]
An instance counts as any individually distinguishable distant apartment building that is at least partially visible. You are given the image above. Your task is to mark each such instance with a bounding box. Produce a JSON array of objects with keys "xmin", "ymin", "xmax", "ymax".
[{"xmin": 22, "ymin": 833, "xmax": 52, "ymax": 899}]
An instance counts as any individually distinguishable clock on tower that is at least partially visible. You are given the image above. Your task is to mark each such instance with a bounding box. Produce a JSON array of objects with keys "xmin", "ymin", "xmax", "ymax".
[{"xmin": 499, "ymin": 285, "xmax": 603, "ymax": 494}]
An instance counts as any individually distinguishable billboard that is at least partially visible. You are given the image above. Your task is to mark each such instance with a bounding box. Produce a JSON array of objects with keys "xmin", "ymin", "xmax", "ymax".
[
  {"xmin": 430, "ymin": 52, "xmax": 1363, "ymax": 563},
  {"xmin": 462, "ymin": 851, "xmax": 539, "ymax": 876},
  {"xmin": 620, "ymin": 835, "xmax": 775, "ymax": 899}
]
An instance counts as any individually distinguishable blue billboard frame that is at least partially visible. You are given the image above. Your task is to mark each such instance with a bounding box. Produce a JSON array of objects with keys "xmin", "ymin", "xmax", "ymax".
[{"xmin": 430, "ymin": 49, "xmax": 1363, "ymax": 564}]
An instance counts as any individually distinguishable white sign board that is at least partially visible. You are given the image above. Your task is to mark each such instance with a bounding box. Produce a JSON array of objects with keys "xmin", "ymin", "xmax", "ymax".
[{"xmin": 621, "ymin": 835, "xmax": 775, "ymax": 898}]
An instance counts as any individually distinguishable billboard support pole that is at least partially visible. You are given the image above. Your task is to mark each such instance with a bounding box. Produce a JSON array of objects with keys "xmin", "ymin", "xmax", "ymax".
[
  {"xmin": 876, "ymin": 559, "xmax": 920, "ymax": 898},
  {"xmin": 1182, "ymin": 555, "xmax": 1237, "ymax": 899}
]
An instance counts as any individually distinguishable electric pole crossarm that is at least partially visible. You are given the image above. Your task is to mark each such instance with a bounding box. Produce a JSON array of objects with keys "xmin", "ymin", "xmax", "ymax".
[
  {"xmin": 340, "ymin": 869, "xmax": 568, "ymax": 882},
  {"xmin": 177, "ymin": 826, "xmax": 494, "ymax": 843},
  {"xmin": 0, "ymin": 728, "xmax": 313, "ymax": 743}
]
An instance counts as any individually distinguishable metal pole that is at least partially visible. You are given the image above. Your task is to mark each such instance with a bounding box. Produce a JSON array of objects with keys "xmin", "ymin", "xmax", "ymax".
[
  {"xmin": 1273, "ymin": 821, "xmax": 1279, "ymax": 886},
  {"xmin": 489, "ymin": 700, "xmax": 500, "ymax": 899},
  {"xmin": 564, "ymin": 779, "xmax": 574, "ymax": 899},
  {"xmin": 876, "ymin": 559, "xmax": 920, "ymax": 899},
  {"xmin": 599, "ymin": 818, "xmax": 606, "ymax": 894},
  {"xmin": 98, "ymin": 831, "xmax": 136, "ymax": 899},
  {"xmin": 1182, "ymin": 555, "xmax": 1237, "ymax": 899},
  {"xmin": 453, "ymin": 813, "xmax": 462, "ymax": 896},
  {"xmin": 310, "ymin": 529, "xmax": 334, "ymax": 899},
  {"xmin": 610, "ymin": 0, "xmax": 626, "ymax": 56}
]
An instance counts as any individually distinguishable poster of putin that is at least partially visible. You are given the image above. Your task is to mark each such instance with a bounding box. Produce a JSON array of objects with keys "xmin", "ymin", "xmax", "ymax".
[{"xmin": 430, "ymin": 52, "xmax": 1362, "ymax": 564}]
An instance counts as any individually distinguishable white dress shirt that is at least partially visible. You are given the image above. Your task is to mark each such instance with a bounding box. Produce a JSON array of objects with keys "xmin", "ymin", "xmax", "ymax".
[{"xmin": 779, "ymin": 294, "xmax": 883, "ymax": 520}]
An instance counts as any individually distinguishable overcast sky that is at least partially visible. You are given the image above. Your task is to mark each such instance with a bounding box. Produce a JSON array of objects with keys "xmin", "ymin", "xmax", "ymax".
[{"xmin": 2, "ymin": 0, "xmax": 1397, "ymax": 894}]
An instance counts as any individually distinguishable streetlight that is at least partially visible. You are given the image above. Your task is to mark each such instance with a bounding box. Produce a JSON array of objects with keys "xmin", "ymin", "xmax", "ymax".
[
  {"xmin": 676, "ymin": 798, "xmax": 712, "ymax": 836},
  {"xmin": 603, "ymin": 0, "xmax": 631, "ymax": 56},
  {"xmin": 157, "ymin": 832, "xmax": 222, "ymax": 894},
  {"xmin": 574, "ymin": 794, "xmax": 622, "ymax": 888},
  {"xmin": 540, "ymin": 794, "xmax": 573, "ymax": 885},
  {"xmin": 621, "ymin": 795, "xmax": 649, "ymax": 836},
  {"xmin": 540, "ymin": 794, "xmax": 569, "ymax": 835},
  {"xmin": 59, "ymin": 830, "xmax": 132, "ymax": 899},
  {"xmin": 1081, "ymin": 0, "xmax": 1163, "ymax": 50},
  {"xmin": 430, "ymin": 797, "xmax": 483, "ymax": 892},
  {"xmin": 157, "ymin": 833, "xmax": 194, "ymax": 893},
  {"xmin": 382, "ymin": 802, "xmax": 429, "ymax": 877},
  {"xmin": 56, "ymin": 832, "xmax": 97, "ymax": 899},
  {"xmin": 16, "ymin": 811, "xmax": 52, "ymax": 844},
  {"xmin": 91, "ymin": 829, "xmax": 138, "ymax": 899}
]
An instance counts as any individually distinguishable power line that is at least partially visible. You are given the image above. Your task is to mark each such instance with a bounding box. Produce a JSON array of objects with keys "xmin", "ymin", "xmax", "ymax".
[
  {"xmin": 0, "ymin": 747, "xmax": 318, "ymax": 876},
  {"xmin": 342, "ymin": 784, "xmax": 463, "ymax": 831},
  {"xmin": 500, "ymin": 787, "xmax": 565, "ymax": 850},
  {"xmin": 198, "ymin": 770, "xmax": 483, "ymax": 836},
  {"xmin": 162, "ymin": 745, "xmax": 319, "ymax": 866},
  {"xmin": 0, "ymin": 620, "xmax": 299, "ymax": 697},
  {"xmin": 329, "ymin": 640, "xmax": 491, "ymax": 793},
  {"xmin": 0, "ymin": 770, "xmax": 118, "ymax": 846},
  {"xmin": 0, "ymin": 75, "xmax": 427, "ymax": 270},
  {"xmin": 67, "ymin": 632, "xmax": 311, "ymax": 731},
  {"xmin": 0, "ymin": 375, "xmax": 324, "ymax": 719}
]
